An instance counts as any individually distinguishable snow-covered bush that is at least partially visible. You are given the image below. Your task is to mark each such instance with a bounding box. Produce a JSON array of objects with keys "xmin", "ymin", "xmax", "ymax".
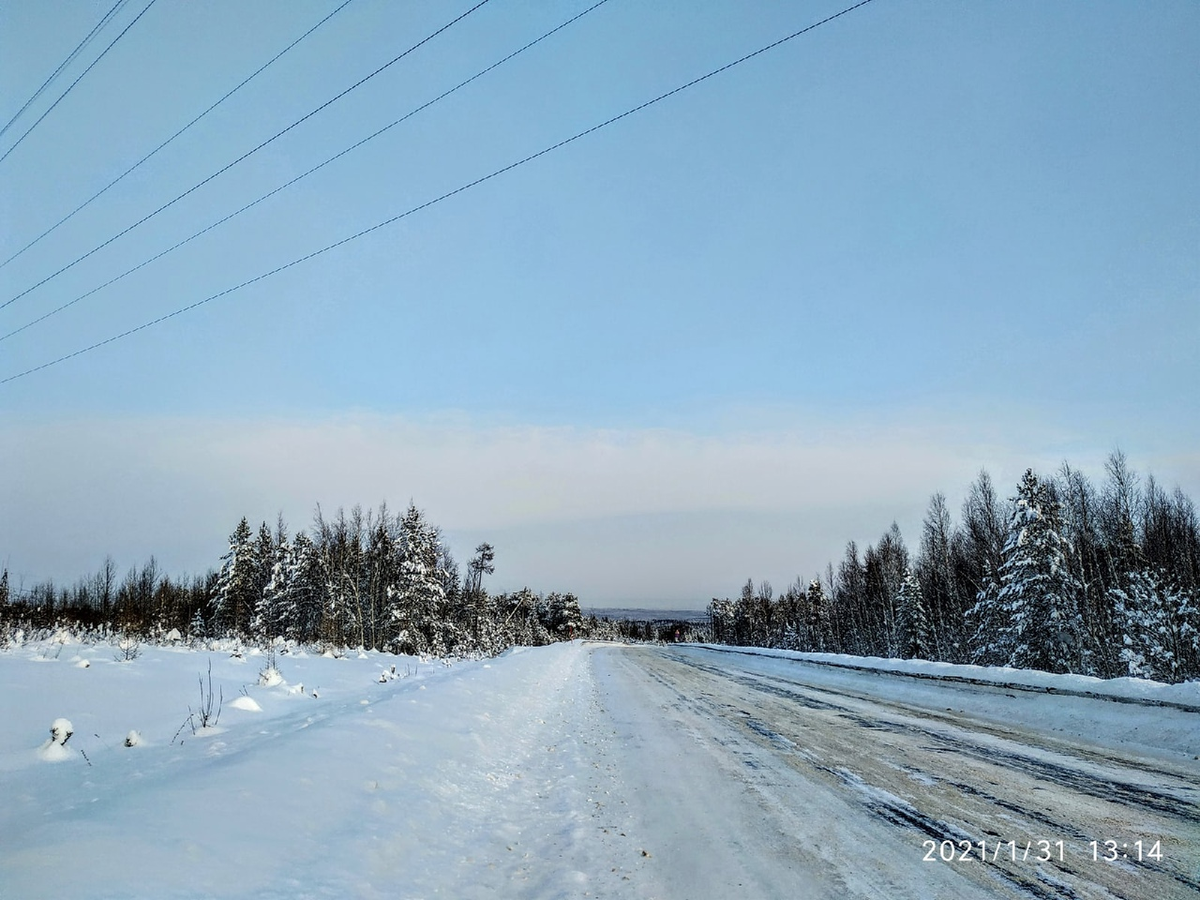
[
  {"xmin": 113, "ymin": 634, "xmax": 141, "ymax": 662},
  {"xmin": 39, "ymin": 718, "xmax": 76, "ymax": 762},
  {"xmin": 50, "ymin": 718, "xmax": 73, "ymax": 745},
  {"xmin": 258, "ymin": 645, "xmax": 282, "ymax": 686}
]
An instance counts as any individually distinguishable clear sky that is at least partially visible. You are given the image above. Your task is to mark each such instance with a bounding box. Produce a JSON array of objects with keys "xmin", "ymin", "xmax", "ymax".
[{"xmin": 1, "ymin": 0, "xmax": 1197, "ymax": 606}]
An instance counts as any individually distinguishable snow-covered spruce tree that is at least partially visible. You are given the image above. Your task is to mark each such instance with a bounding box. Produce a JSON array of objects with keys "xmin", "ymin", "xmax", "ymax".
[
  {"xmin": 807, "ymin": 579, "xmax": 831, "ymax": 652},
  {"xmin": 388, "ymin": 503, "xmax": 447, "ymax": 655},
  {"xmin": 251, "ymin": 521, "xmax": 277, "ymax": 613},
  {"xmin": 363, "ymin": 517, "xmax": 398, "ymax": 652},
  {"xmin": 188, "ymin": 606, "xmax": 207, "ymax": 643},
  {"xmin": 252, "ymin": 539, "xmax": 295, "ymax": 644},
  {"xmin": 707, "ymin": 597, "xmax": 735, "ymax": 645},
  {"xmin": 985, "ymin": 469, "xmax": 1085, "ymax": 674},
  {"xmin": 896, "ymin": 567, "xmax": 932, "ymax": 660},
  {"xmin": 285, "ymin": 532, "xmax": 325, "ymax": 642},
  {"xmin": 965, "ymin": 577, "xmax": 1004, "ymax": 666},
  {"xmin": 1111, "ymin": 568, "xmax": 1200, "ymax": 683},
  {"xmin": 0, "ymin": 567, "xmax": 10, "ymax": 648},
  {"xmin": 210, "ymin": 518, "xmax": 256, "ymax": 637},
  {"xmin": 1179, "ymin": 587, "xmax": 1200, "ymax": 680}
]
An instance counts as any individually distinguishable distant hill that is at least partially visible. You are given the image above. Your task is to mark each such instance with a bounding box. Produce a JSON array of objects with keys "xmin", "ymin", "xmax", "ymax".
[{"xmin": 584, "ymin": 607, "xmax": 709, "ymax": 623}]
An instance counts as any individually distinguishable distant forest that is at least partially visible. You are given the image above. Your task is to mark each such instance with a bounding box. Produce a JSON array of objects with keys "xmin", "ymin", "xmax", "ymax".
[
  {"xmin": 4, "ymin": 452, "xmax": 1197, "ymax": 682},
  {"xmin": 710, "ymin": 451, "xmax": 1200, "ymax": 683},
  {"xmin": 0, "ymin": 502, "xmax": 663, "ymax": 656}
]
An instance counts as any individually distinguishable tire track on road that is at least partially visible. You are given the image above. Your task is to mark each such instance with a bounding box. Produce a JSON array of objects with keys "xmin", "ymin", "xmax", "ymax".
[{"xmin": 631, "ymin": 646, "xmax": 1200, "ymax": 900}]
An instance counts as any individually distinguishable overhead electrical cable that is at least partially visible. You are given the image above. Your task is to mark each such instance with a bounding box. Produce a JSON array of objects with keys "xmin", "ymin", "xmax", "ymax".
[
  {"xmin": 0, "ymin": 0, "xmax": 877, "ymax": 387},
  {"xmin": 0, "ymin": 0, "xmax": 613, "ymax": 343},
  {"xmin": 0, "ymin": 0, "xmax": 129, "ymax": 141},
  {"xmin": 0, "ymin": 0, "xmax": 159, "ymax": 166},
  {"xmin": 0, "ymin": 0, "xmax": 360, "ymax": 271},
  {"xmin": 0, "ymin": 0, "xmax": 492, "ymax": 313}
]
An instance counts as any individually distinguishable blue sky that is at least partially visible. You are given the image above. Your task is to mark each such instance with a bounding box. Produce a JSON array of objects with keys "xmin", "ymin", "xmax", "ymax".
[{"xmin": 1, "ymin": 0, "xmax": 1197, "ymax": 605}]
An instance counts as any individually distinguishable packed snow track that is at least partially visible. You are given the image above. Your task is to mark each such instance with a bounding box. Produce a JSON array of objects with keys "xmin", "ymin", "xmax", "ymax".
[
  {"xmin": 603, "ymin": 645, "xmax": 1200, "ymax": 899},
  {"xmin": 1, "ymin": 640, "xmax": 1197, "ymax": 899}
]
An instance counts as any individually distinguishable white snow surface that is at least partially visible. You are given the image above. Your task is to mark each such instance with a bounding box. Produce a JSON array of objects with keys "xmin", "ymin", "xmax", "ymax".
[{"xmin": 1, "ymin": 639, "xmax": 1197, "ymax": 899}]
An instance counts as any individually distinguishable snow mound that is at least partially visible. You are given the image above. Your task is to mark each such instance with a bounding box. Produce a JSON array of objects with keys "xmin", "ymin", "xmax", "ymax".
[
  {"xmin": 74, "ymin": 659, "xmax": 90, "ymax": 668},
  {"xmin": 124, "ymin": 730, "xmax": 142, "ymax": 747},
  {"xmin": 229, "ymin": 696, "xmax": 262, "ymax": 712},
  {"xmin": 38, "ymin": 741, "xmax": 74, "ymax": 762},
  {"xmin": 258, "ymin": 667, "xmax": 283, "ymax": 687}
]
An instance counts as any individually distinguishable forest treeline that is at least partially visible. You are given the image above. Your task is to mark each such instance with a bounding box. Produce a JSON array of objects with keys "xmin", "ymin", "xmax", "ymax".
[
  {"xmin": 0, "ymin": 502, "xmax": 621, "ymax": 656},
  {"xmin": 709, "ymin": 452, "xmax": 1200, "ymax": 683}
]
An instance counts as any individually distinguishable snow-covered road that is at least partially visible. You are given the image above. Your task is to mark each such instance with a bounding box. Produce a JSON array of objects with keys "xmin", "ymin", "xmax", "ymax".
[
  {"xmin": 2, "ymin": 639, "xmax": 1197, "ymax": 898},
  {"xmin": 603, "ymin": 645, "xmax": 1200, "ymax": 899}
]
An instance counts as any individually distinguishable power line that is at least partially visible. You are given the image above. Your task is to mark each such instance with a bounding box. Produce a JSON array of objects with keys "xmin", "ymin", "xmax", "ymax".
[
  {"xmin": 0, "ymin": 0, "xmax": 614, "ymax": 344},
  {"xmin": 0, "ymin": 0, "xmax": 159, "ymax": 167},
  {"xmin": 0, "ymin": 0, "xmax": 877, "ymax": 387},
  {"xmin": 0, "ymin": 0, "xmax": 492, "ymax": 314},
  {"xmin": 0, "ymin": 0, "xmax": 129, "ymax": 141},
  {"xmin": 0, "ymin": 0, "xmax": 360, "ymax": 272}
]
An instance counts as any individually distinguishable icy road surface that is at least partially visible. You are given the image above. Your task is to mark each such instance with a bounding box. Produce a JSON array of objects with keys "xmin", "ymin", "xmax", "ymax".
[
  {"xmin": 606, "ymin": 645, "xmax": 1200, "ymax": 899},
  {"xmin": 1, "ymin": 640, "xmax": 1197, "ymax": 899}
]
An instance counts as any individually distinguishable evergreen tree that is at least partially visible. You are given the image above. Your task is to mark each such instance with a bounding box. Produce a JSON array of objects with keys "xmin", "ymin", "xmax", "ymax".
[
  {"xmin": 252, "ymin": 539, "xmax": 295, "ymax": 643},
  {"xmin": 210, "ymin": 518, "xmax": 256, "ymax": 636},
  {"xmin": 965, "ymin": 578, "xmax": 1004, "ymax": 666},
  {"xmin": 988, "ymin": 470, "xmax": 1085, "ymax": 674},
  {"xmin": 286, "ymin": 531, "xmax": 325, "ymax": 641},
  {"xmin": 807, "ymin": 579, "xmax": 831, "ymax": 652},
  {"xmin": 1112, "ymin": 569, "xmax": 1200, "ymax": 682},
  {"xmin": 834, "ymin": 543, "xmax": 868, "ymax": 656},
  {"xmin": 707, "ymin": 597, "xmax": 735, "ymax": 644},
  {"xmin": 897, "ymin": 567, "xmax": 932, "ymax": 660},
  {"xmin": 542, "ymin": 592, "xmax": 584, "ymax": 640},
  {"xmin": 389, "ymin": 503, "xmax": 447, "ymax": 655},
  {"xmin": 465, "ymin": 542, "xmax": 495, "ymax": 598}
]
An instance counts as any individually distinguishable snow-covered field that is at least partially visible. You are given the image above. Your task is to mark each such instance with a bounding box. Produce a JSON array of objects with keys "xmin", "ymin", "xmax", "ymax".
[{"xmin": 2, "ymin": 636, "xmax": 1198, "ymax": 899}]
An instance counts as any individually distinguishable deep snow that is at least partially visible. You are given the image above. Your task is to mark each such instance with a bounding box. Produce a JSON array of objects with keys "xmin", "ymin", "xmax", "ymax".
[{"xmin": 1, "ymin": 635, "xmax": 1197, "ymax": 899}]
